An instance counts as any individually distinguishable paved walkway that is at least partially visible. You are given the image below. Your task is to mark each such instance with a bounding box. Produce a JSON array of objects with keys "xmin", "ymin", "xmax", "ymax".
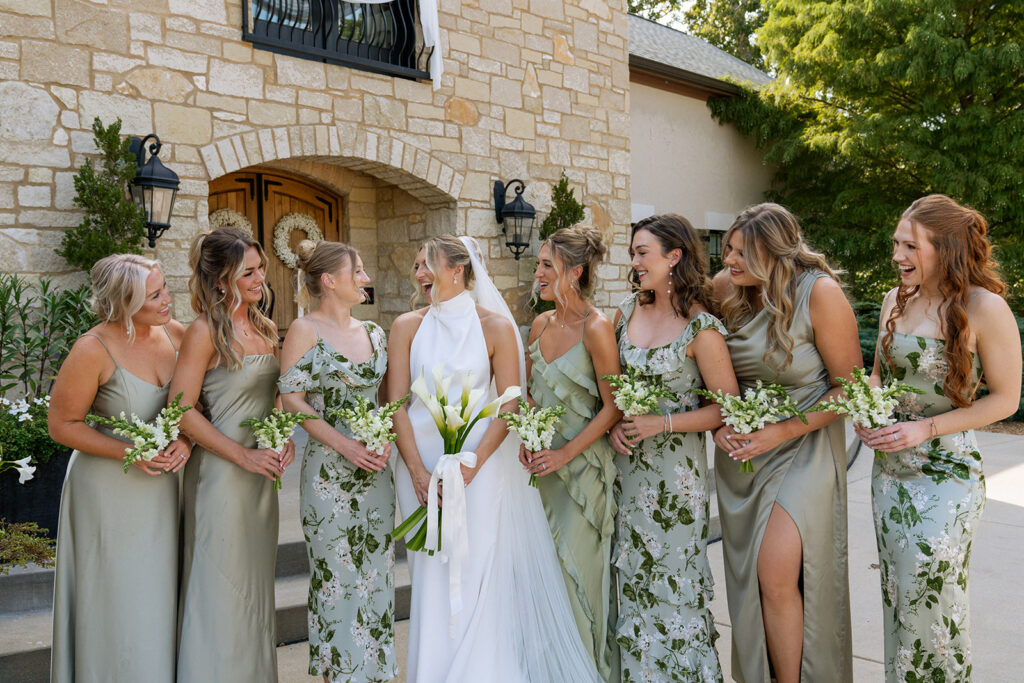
[{"xmin": 278, "ymin": 429, "xmax": 1024, "ymax": 682}]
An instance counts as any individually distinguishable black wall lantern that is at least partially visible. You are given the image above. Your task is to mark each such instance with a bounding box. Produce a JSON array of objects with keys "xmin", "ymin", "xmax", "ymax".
[
  {"xmin": 129, "ymin": 134, "xmax": 180, "ymax": 247},
  {"xmin": 493, "ymin": 178, "xmax": 536, "ymax": 260}
]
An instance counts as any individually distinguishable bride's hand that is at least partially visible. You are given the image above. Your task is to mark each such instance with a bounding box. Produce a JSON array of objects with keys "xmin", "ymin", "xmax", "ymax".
[
  {"xmin": 460, "ymin": 463, "xmax": 478, "ymax": 487},
  {"xmin": 526, "ymin": 447, "xmax": 573, "ymax": 477}
]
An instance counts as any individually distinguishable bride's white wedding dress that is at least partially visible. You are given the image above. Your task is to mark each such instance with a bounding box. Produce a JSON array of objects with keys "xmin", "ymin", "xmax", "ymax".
[{"xmin": 394, "ymin": 240, "xmax": 602, "ymax": 683}]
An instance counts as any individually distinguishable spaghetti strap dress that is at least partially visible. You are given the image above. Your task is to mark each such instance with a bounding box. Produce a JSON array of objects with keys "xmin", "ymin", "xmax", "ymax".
[
  {"xmin": 613, "ymin": 293, "xmax": 725, "ymax": 682},
  {"xmin": 278, "ymin": 319, "xmax": 396, "ymax": 681},
  {"xmin": 177, "ymin": 353, "xmax": 281, "ymax": 683},
  {"xmin": 528, "ymin": 313, "xmax": 620, "ymax": 682},
  {"xmin": 715, "ymin": 270, "xmax": 852, "ymax": 682},
  {"xmin": 872, "ymin": 333, "xmax": 985, "ymax": 681},
  {"xmin": 51, "ymin": 331, "xmax": 180, "ymax": 683}
]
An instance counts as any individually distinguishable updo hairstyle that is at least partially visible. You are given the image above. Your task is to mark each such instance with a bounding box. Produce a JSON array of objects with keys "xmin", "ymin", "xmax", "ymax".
[
  {"xmin": 89, "ymin": 253, "xmax": 162, "ymax": 341},
  {"xmin": 294, "ymin": 239, "xmax": 358, "ymax": 309}
]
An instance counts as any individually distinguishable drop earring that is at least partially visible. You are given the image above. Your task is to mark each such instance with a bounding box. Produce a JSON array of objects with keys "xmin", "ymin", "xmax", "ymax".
[{"xmin": 453, "ymin": 275, "xmax": 457, "ymax": 285}]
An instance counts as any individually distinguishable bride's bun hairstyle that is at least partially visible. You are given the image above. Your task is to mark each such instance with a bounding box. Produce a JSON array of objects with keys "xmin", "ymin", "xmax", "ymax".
[
  {"xmin": 89, "ymin": 253, "xmax": 162, "ymax": 341},
  {"xmin": 545, "ymin": 225, "xmax": 606, "ymax": 300},
  {"xmin": 882, "ymin": 194, "xmax": 1005, "ymax": 407},
  {"xmin": 294, "ymin": 239, "xmax": 358, "ymax": 309},
  {"xmin": 188, "ymin": 226, "xmax": 276, "ymax": 370},
  {"xmin": 413, "ymin": 234, "xmax": 476, "ymax": 305},
  {"xmin": 630, "ymin": 214, "xmax": 712, "ymax": 316}
]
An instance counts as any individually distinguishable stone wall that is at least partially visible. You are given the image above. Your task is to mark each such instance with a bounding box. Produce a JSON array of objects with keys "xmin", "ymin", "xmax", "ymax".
[{"xmin": 0, "ymin": 0, "xmax": 632, "ymax": 325}]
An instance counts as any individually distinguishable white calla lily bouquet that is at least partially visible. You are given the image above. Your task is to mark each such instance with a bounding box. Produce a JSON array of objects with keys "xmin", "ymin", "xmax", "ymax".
[
  {"xmin": 87, "ymin": 392, "xmax": 193, "ymax": 473},
  {"xmin": 601, "ymin": 365, "xmax": 678, "ymax": 417},
  {"xmin": 240, "ymin": 408, "xmax": 316, "ymax": 490},
  {"xmin": 328, "ymin": 394, "xmax": 408, "ymax": 457},
  {"xmin": 499, "ymin": 398, "xmax": 566, "ymax": 487},
  {"xmin": 390, "ymin": 365, "xmax": 520, "ymax": 553},
  {"xmin": 807, "ymin": 366, "xmax": 924, "ymax": 460},
  {"xmin": 694, "ymin": 381, "xmax": 808, "ymax": 473}
]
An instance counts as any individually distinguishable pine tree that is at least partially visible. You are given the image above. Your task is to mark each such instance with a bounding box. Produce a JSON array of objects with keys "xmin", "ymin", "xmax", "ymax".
[
  {"xmin": 57, "ymin": 118, "xmax": 146, "ymax": 272},
  {"xmin": 539, "ymin": 171, "xmax": 585, "ymax": 242}
]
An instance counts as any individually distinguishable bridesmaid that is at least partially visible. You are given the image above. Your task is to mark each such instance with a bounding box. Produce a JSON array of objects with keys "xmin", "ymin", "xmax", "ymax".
[
  {"xmin": 710, "ymin": 203, "xmax": 860, "ymax": 683},
  {"xmin": 608, "ymin": 214, "xmax": 737, "ymax": 681},
  {"xmin": 172, "ymin": 227, "xmax": 294, "ymax": 683},
  {"xmin": 521, "ymin": 226, "xmax": 622, "ymax": 681},
  {"xmin": 279, "ymin": 240, "xmax": 395, "ymax": 682},
  {"xmin": 48, "ymin": 254, "xmax": 188, "ymax": 683},
  {"xmin": 858, "ymin": 195, "xmax": 1021, "ymax": 681}
]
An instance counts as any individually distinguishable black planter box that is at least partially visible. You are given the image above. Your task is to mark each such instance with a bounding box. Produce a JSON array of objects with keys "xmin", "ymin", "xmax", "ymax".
[{"xmin": 0, "ymin": 449, "xmax": 71, "ymax": 539}]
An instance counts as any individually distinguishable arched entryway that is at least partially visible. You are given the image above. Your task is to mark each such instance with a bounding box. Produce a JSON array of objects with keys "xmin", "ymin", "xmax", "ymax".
[{"xmin": 208, "ymin": 170, "xmax": 343, "ymax": 335}]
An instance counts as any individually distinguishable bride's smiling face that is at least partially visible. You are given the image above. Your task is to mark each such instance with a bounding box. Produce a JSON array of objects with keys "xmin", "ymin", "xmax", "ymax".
[{"xmin": 413, "ymin": 247, "xmax": 462, "ymax": 302}]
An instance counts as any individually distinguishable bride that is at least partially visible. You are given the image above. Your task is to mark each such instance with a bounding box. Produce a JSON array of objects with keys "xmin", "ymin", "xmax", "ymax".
[{"xmin": 387, "ymin": 235, "xmax": 602, "ymax": 682}]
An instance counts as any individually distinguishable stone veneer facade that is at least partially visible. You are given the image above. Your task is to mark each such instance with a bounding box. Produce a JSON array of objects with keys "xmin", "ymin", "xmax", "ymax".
[{"xmin": 0, "ymin": 0, "xmax": 632, "ymax": 327}]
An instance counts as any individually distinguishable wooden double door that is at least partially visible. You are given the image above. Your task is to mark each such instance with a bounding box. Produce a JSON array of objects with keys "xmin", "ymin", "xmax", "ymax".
[{"xmin": 208, "ymin": 171, "xmax": 342, "ymax": 335}]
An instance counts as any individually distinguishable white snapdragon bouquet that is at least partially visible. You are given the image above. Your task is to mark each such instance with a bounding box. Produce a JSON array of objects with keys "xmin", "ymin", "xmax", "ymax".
[
  {"xmin": 241, "ymin": 408, "xmax": 316, "ymax": 489},
  {"xmin": 694, "ymin": 381, "xmax": 807, "ymax": 473},
  {"xmin": 329, "ymin": 394, "xmax": 408, "ymax": 457},
  {"xmin": 601, "ymin": 365, "xmax": 678, "ymax": 417},
  {"xmin": 808, "ymin": 366, "xmax": 924, "ymax": 460},
  {"xmin": 499, "ymin": 397, "xmax": 566, "ymax": 487},
  {"xmin": 88, "ymin": 392, "xmax": 192, "ymax": 473},
  {"xmin": 390, "ymin": 365, "xmax": 520, "ymax": 554}
]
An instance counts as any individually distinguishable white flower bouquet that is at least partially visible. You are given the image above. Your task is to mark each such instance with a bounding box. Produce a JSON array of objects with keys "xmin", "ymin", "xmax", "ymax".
[
  {"xmin": 694, "ymin": 381, "xmax": 808, "ymax": 473},
  {"xmin": 808, "ymin": 366, "xmax": 924, "ymax": 460},
  {"xmin": 390, "ymin": 365, "xmax": 520, "ymax": 554},
  {"xmin": 240, "ymin": 408, "xmax": 316, "ymax": 489},
  {"xmin": 328, "ymin": 394, "xmax": 408, "ymax": 456},
  {"xmin": 601, "ymin": 365, "xmax": 678, "ymax": 417},
  {"xmin": 88, "ymin": 392, "xmax": 193, "ymax": 473},
  {"xmin": 499, "ymin": 397, "xmax": 566, "ymax": 487}
]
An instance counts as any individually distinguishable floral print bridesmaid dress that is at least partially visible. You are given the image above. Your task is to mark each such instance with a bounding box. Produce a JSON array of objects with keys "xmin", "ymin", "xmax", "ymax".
[
  {"xmin": 279, "ymin": 320, "xmax": 396, "ymax": 682},
  {"xmin": 873, "ymin": 333, "xmax": 985, "ymax": 682},
  {"xmin": 613, "ymin": 293, "xmax": 724, "ymax": 682}
]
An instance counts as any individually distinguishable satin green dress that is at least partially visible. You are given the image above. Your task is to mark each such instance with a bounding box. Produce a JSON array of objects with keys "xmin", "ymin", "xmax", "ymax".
[
  {"xmin": 178, "ymin": 354, "xmax": 281, "ymax": 683},
  {"xmin": 715, "ymin": 271, "xmax": 852, "ymax": 683},
  {"xmin": 529, "ymin": 315, "xmax": 620, "ymax": 682},
  {"xmin": 278, "ymin": 321, "xmax": 396, "ymax": 681},
  {"xmin": 614, "ymin": 295, "xmax": 724, "ymax": 682},
  {"xmin": 51, "ymin": 334, "xmax": 180, "ymax": 683},
  {"xmin": 873, "ymin": 334, "xmax": 985, "ymax": 681}
]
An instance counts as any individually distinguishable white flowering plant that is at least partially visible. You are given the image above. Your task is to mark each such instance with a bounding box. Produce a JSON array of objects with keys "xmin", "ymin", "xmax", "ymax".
[
  {"xmin": 693, "ymin": 381, "xmax": 808, "ymax": 473},
  {"xmin": 390, "ymin": 365, "xmax": 520, "ymax": 553},
  {"xmin": 241, "ymin": 408, "xmax": 317, "ymax": 490},
  {"xmin": 0, "ymin": 395, "xmax": 62, "ymax": 484},
  {"xmin": 328, "ymin": 394, "xmax": 408, "ymax": 456},
  {"xmin": 499, "ymin": 397, "xmax": 566, "ymax": 487},
  {"xmin": 601, "ymin": 365, "xmax": 679, "ymax": 417},
  {"xmin": 808, "ymin": 366, "xmax": 924, "ymax": 460},
  {"xmin": 88, "ymin": 392, "xmax": 193, "ymax": 474}
]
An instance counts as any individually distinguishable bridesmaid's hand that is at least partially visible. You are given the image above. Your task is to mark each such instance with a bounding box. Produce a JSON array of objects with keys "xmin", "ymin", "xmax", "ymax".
[
  {"xmin": 131, "ymin": 458, "xmax": 167, "ymax": 477},
  {"xmin": 518, "ymin": 443, "xmax": 534, "ymax": 468},
  {"xmin": 621, "ymin": 414, "xmax": 664, "ymax": 443},
  {"xmin": 280, "ymin": 438, "xmax": 296, "ymax": 469},
  {"xmin": 608, "ymin": 421, "xmax": 633, "ymax": 455},
  {"xmin": 712, "ymin": 425, "xmax": 740, "ymax": 453},
  {"xmin": 337, "ymin": 435, "xmax": 388, "ymax": 472},
  {"xmin": 861, "ymin": 420, "xmax": 931, "ymax": 452},
  {"xmin": 526, "ymin": 447, "xmax": 573, "ymax": 477},
  {"xmin": 237, "ymin": 447, "xmax": 285, "ymax": 481},
  {"xmin": 155, "ymin": 437, "xmax": 192, "ymax": 473},
  {"xmin": 722, "ymin": 423, "xmax": 791, "ymax": 461}
]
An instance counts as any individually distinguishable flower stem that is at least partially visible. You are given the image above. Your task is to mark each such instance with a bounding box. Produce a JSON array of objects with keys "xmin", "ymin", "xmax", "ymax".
[
  {"xmin": 740, "ymin": 460, "xmax": 755, "ymax": 474},
  {"xmin": 528, "ymin": 473, "xmax": 538, "ymax": 488},
  {"xmin": 273, "ymin": 475, "xmax": 282, "ymax": 491},
  {"xmin": 874, "ymin": 449, "xmax": 887, "ymax": 461},
  {"xmin": 389, "ymin": 505, "xmax": 427, "ymax": 541}
]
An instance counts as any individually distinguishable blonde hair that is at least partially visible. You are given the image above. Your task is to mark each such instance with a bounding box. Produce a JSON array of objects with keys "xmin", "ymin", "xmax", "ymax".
[
  {"xmin": 188, "ymin": 227, "xmax": 277, "ymax": 370},
  {"xmin": 411, "ymin": 234, "xmax": 475, "ymax": 307},
  {"xmin": 721, "ymin": 203, "xmax": 840, "ymax": 371},
  {"xmin": 533, "ymin": 226, "xmax": 606, "ymax": 307},
  {"xmin": 294, "ymin": 240, "xmax": 358, "ymax": 309},
  {"xmin": 89, "ymin": 254, "xmax": 162, "ymax": 341}
]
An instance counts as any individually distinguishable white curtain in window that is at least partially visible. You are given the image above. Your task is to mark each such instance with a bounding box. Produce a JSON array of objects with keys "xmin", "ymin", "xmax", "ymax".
[{"xmin": 361, "ymin": 0, "xmax": 442, "ymax": 89}]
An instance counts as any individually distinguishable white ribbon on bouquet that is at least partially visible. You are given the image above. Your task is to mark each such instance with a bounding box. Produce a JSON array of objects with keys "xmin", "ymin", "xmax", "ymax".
[{"xmin": 425, "ymin": 449, "xmax": 477, "ymax": 634}]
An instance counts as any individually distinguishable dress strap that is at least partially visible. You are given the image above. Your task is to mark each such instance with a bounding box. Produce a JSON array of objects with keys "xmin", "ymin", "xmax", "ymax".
[
  {"xmin": 84, "ymin": 333, "xmax": 120, "ymax": 369},
  {"xmin": 538, "ymin": 312, "xmax": 555, "ymax": 338},
  {"xmin": 309, "ymin": 317, "xmax": 323, "ymax": 340},
  {"xmin": 162, "ymin": 325, "xmax": 178, "ymax": 353},
  {"xmin": 578, "ymin": 308, "xmax": 592, "ymax": 343}
]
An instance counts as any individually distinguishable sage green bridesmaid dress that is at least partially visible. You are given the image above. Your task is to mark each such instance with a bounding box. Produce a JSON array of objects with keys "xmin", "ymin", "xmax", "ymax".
[
  {"xmin": 51, "ymin": 333, "xmax": 179, "ymax": 683},
  {"xmin": 715, "ymin": 270, "xmax": 852, "ymax": 683},
  {"xmin": 528, "ymin": 314, "xmax": 620, "ymax": 682},
  {"xmin": 178, "ymin": 353, "xmax": 281, "ymax": 683}
]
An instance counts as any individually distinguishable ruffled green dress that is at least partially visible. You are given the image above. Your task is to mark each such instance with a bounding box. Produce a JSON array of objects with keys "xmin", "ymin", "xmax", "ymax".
[
  {"xmin": 528, "ymin": 314, "xmax": 620, "ymax": 682},
  {"xmin": 613, "ymin": 294, "xmax": 724, "ymax": 682},
  {"xmin": 873, "ymin": 333, "xmax": 985, "ymax": 681},
  {"xmin": 278, "ymin": 320, "xmax": 396, "ymax": 682}
]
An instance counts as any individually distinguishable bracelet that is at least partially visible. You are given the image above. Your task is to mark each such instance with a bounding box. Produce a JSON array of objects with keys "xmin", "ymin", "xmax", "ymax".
[
  {"xmin": 663, "ymin": 414, "xmax": 669, "ymax": 433},
  {"xmin": 668, "ymin": 413, "xmax": 673, "ymax": 433}
]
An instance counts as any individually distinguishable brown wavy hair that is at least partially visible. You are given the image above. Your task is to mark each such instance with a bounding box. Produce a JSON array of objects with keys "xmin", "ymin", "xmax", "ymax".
[
  {"xmin": 188, "ymin": 227, "xmax": 277, "ymax": 370},
  {"xmin": 881, "ymin": 194, "xmax": 1005, "ymax": 407},
  {"xmin": 630, "ymin": 214, "xmax": 712, "ymax": 316},
  {"xmin": 721, "ymin": 203, "xmax": 840, "ymax": 371}
]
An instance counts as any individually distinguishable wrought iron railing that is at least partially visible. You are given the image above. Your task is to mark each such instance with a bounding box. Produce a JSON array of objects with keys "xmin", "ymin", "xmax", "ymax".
[{"xmin": 243, "ymin": 0, "xmax": 432, "ymax": 80}]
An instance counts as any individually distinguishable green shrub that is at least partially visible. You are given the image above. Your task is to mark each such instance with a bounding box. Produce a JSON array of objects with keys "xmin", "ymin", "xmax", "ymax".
[
  {"xmin": 56, "ymin": 117, "xmax": 146, "ymax": 272},
  {"xmin": 532, "ymin": 171, "xmax": 586, "ymax": 314},
  {"xmin": 0, "ymin": 520, "xmax": 55, "ymax": 574}
]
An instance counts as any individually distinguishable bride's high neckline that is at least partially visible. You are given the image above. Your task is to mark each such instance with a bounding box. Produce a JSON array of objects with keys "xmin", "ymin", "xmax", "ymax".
[{"xmin": 431, "ymin": 289, "xmax": 475, "ymax": 314}]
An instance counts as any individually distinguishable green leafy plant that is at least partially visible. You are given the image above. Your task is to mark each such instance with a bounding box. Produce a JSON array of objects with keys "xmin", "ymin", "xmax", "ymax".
[
  {"xmin": 0, "ymin": 396, "xmax": 62, "ymax": 467},
  {"xmin": 56, "ymin": 117, "xmax": 147, "ymax": 272},
  {"xmin": 0, "ymin": 520, "xmax": 55, "ymax": 575}
]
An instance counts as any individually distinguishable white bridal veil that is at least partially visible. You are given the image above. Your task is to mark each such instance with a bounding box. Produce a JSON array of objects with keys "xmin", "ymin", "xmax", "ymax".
[{"xmin": 458, "ymin": 236, "xmax": 603, "ymax": 682}]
